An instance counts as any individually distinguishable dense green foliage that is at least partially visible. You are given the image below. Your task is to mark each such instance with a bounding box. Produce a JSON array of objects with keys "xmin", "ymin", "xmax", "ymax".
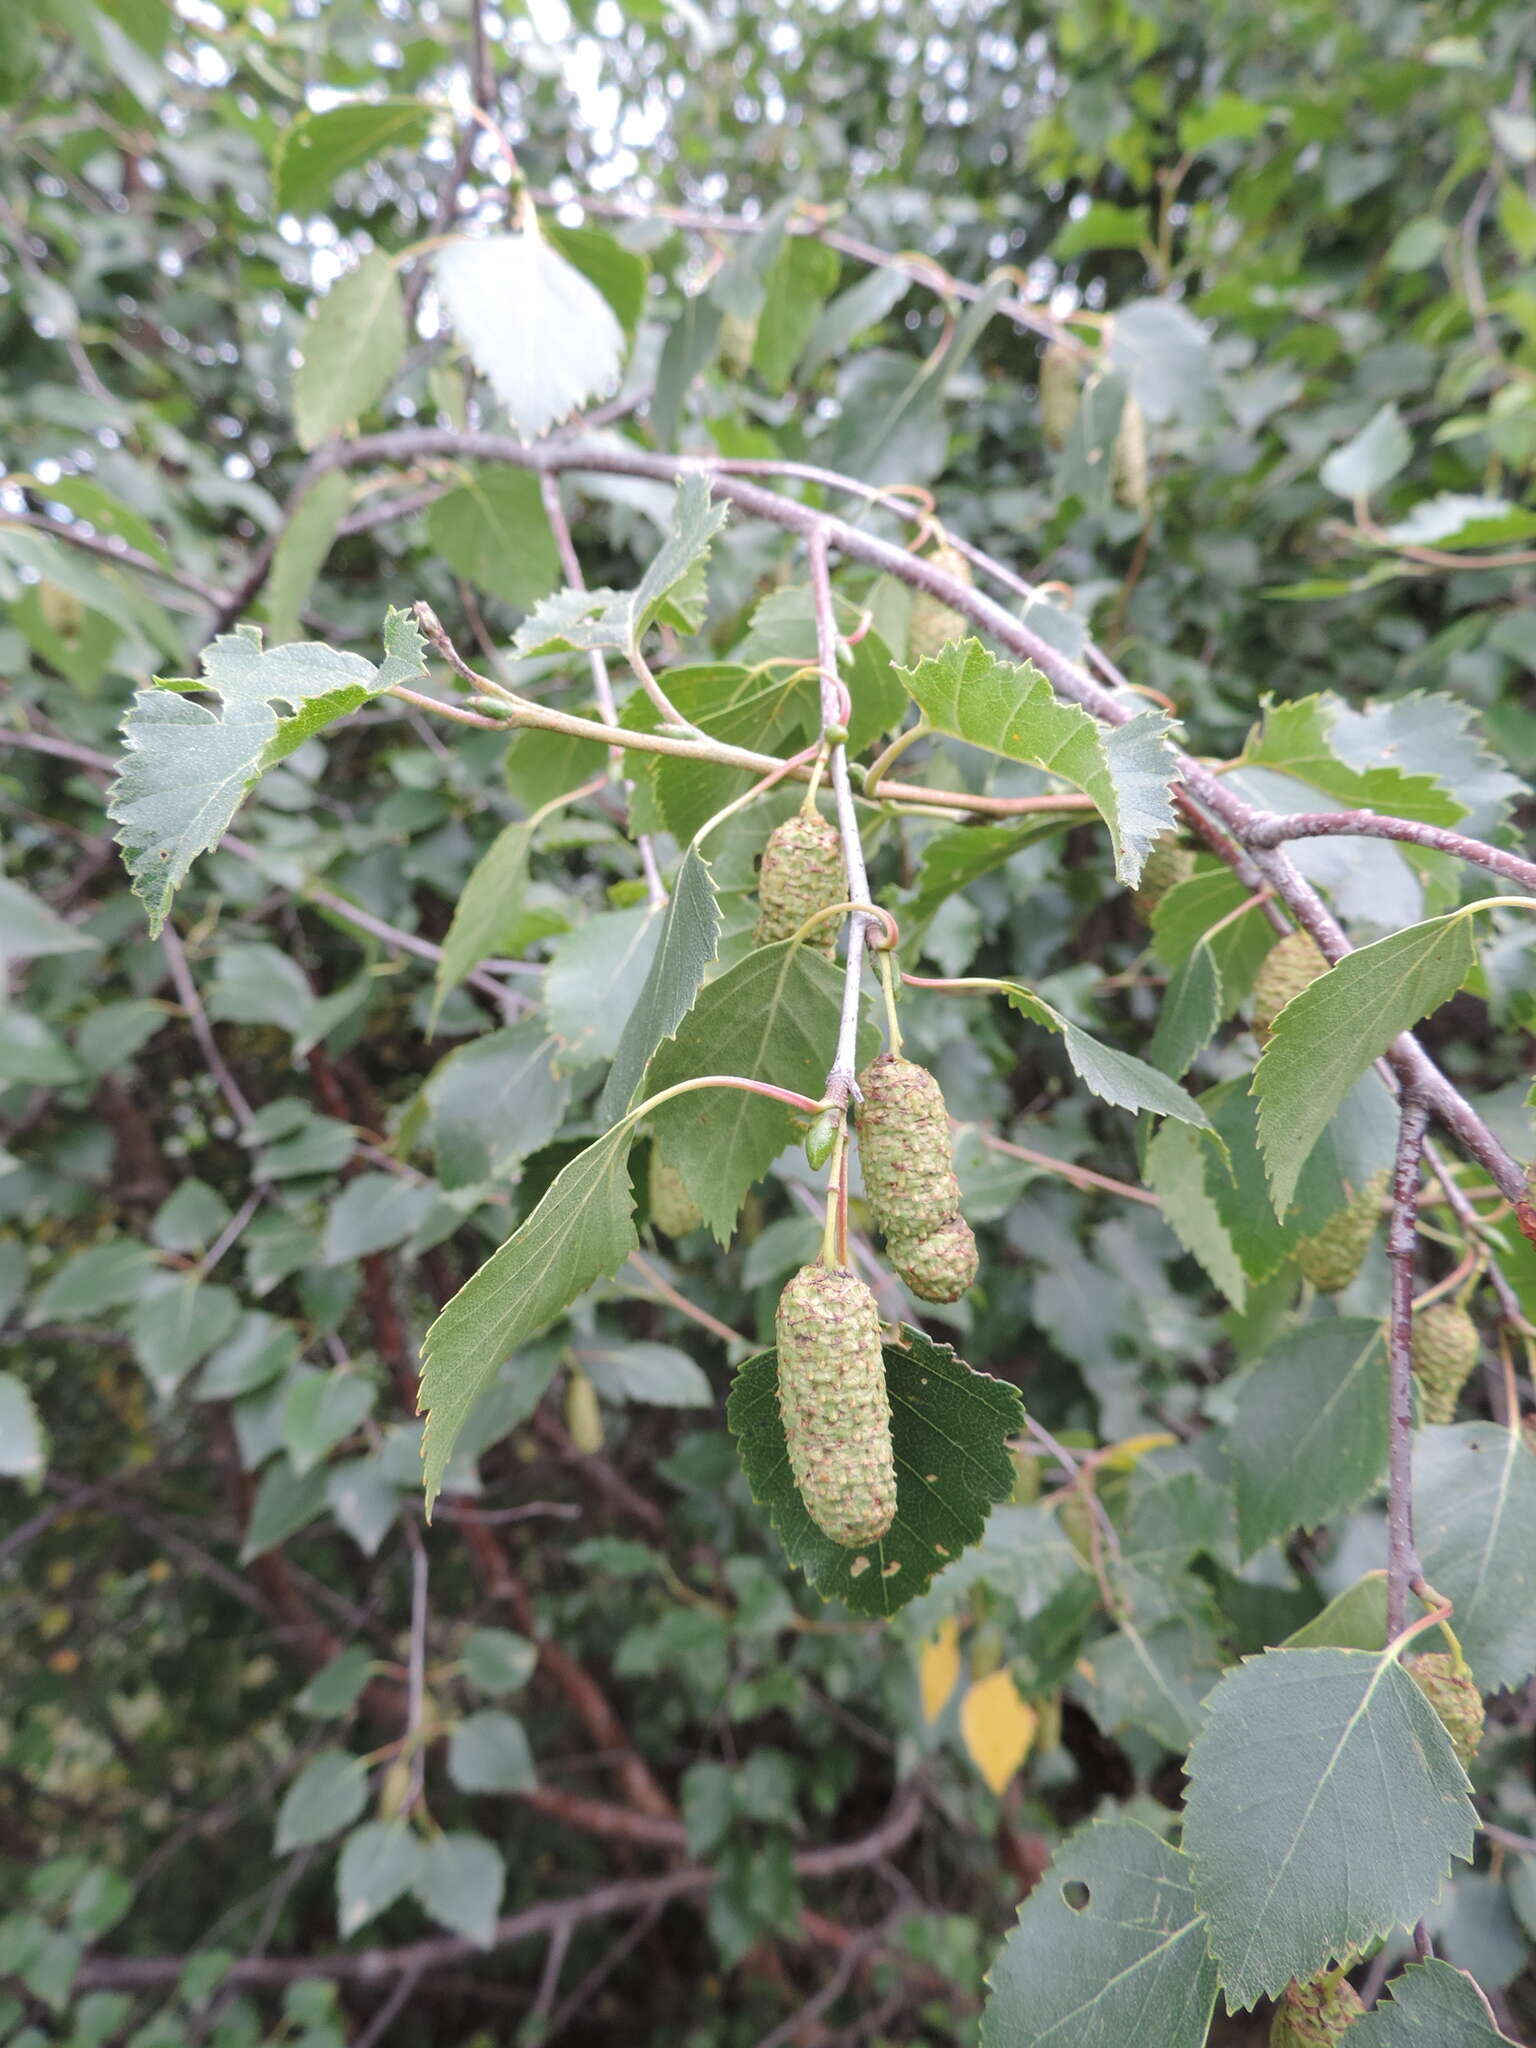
[{"xmin": 5, "ymin": 1, "xmax": 1536, "ymax": 2044}]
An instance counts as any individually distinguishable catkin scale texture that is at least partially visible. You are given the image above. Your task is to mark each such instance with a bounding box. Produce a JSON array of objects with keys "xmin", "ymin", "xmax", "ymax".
[
  {"xmin": 1411, "ymin": 1302, "xmax": 1480, "ymax": 1426},
  {"xmin": 906, "ymin": 543, "xmax": 973, "ymax": 664},
  {"xmin": 856, "ymin": 1054, "xmax": 976, "ymax": 1303},
  {"xmin": 1252, "ymin": 929, "xmax": 1329, "ymax": 1044},
  {"xmin": 753, "ymin": 812, "xmax": 845, "ymax": 954},
  {"xmin": 1268, "ymin": 1974, "xmax": 1365, "ymax": 2048},
  {"xmin": 891, "ymin": 1215, "xmax": 979, "ymax": 1304},
  {"xmin": 775, "ymin": 1265, "xmax": 897, "ymax": 1547},
  {"xmin": 857, "ymin": 1054, "xmax": 963, "ymax": 1244}
]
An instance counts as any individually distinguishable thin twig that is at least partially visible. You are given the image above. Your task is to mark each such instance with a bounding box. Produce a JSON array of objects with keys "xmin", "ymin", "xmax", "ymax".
[
  {"xmin": 751, "ymin": 1912, "xmax": 902, "ymax": 2048},
  {"xmin": 810, "ymin": 529, "xmax": 874, "ymax": 1105},
  {"xmin": 1247, "ymin": 809, "xmax": 1536, "ymax": 896},
  {"xmin": 162, "ymin": 926, "xmax": 253, "ymax": 1130},
  {"xmin": 403, "ymin": 1518, "xmax": 429, "ymax": 1814},
  {"xmin": 75, "ymin": 1783, "xmax": 924, "ymax": 1990},
  {"xmin": 538, "ymin": 469, "xmax": 667, "ymax": 907},
  {"xmin": 1386, "ymin": 1090, "xmax": 1431, "ymax": 1639}
]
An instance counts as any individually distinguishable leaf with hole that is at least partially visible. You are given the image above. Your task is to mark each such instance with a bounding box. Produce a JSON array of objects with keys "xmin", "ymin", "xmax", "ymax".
[
  {"xmin": 980, "ymin": 1821, "xmax": 1218, "ymax": 2048},
  {"xmin": 1183, "ymin": 1645, "xmax": 1474, "ymax": 2008}
]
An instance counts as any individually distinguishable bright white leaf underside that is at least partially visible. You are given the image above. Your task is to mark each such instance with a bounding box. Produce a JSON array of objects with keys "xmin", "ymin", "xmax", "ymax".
[
  {"xmin": 435, "ymin": 228, "xmax": 626, "ymax": 442},
  {"xmin": 109, "ymin": 609, "xmax": 426, "ymax": 935}
]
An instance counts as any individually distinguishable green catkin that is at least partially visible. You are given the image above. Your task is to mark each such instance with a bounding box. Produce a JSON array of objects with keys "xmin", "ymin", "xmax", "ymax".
[
  {"xmin": 753, "ymin": 811, "xmax": 846, "ymax": 954},
  {"xmin": 1269, "ymin": 1973, "xmax": 1365, "ymax": 2047},
  {"xmin": 564, "ymin": 1368, "xmax": 605, "ymax": 1455},
  {"xmin": 1411, "ymin": 1302, "xmax": 1481, "ymax": 1426},
  {"xmin": 1295, "ymin": 1172, "xmax": 1388, "ymax": 1294},
  {"xmin": 1112, "ymin": 391, "xmax": 1150, "ymax": 513},
  {"xmin": 649, "ymin": 1149, "xmax": 701, "ymax": 1239},
  {"xmin": 1040, "ymin": 339, "xmax": 1082, "ymax": 451},
  {"xmin": 856, "ymin": 1053, "xmax": 977, "ymax": 1303},
  {"xmin": 906, "ymin": 542, "xmax": 974, "ymax": 664},
  {"xmin": 1406, "ymin": 1652, "xmax": 1485, "ymax": 1768},
  {"xmin": 720, "ymin": 309, "xmax": 758, "ymax": 378},
  {"xmin": 1252, "ymin": 930, "xmax": 1329, "ymax": 1044},
  {"xmin": 1132, "ymin": 833, "xmax": 1195, "ymax": 920},
  {"xmin": 889, "ymin": 1214, "xmax": 979, "ymax": 1305},
  {"xmin": 775, "ymin": 1263, "xmax": 897, "ymax": 1547}
]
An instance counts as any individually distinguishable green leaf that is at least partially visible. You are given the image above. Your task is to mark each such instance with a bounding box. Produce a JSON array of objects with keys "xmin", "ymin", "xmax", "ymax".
[
  {"xmin": 431, "ymin": 818, "xmax": 534, "ymax": 1024},
  {"xmin": 295, "ymin": 1645, "xmax": 374, "ymax": 1718},
  {"xmin": 274, "ymin": 1750, "xmax": 368, "ymax": 1852},
  {"xmin": 127, "ymin": 1275, "xmax": 241, "ymax": 1400},
  {"xmin": 753, "ymin": 235, "xmax": 840, "ymax": 391},
  {"xmin": 0, "ymin": 1373, "xmax": 46, "ymax": 1480},
  {"xmin": 294, "ymin": 250, "xmax": 407, "ymax": 451},
  {"xmin": 1051, "ymin": 201, "xmax": 1150, "ymax": 258},
  {"xmin": 262, "ymin": 471, "xmax": 351, "ymax": 647},
  {"xmin": 327, "ymin": 1456, "xmax": 401, "ymax": 1557},
  {"xmin": 1000, "ymin": 983, "xmax": 1209, "ymax": 1127},
  {"xmin": 1079, "ymin": 1612, "xmax": 1228, "ymax": 1751},
  {"xmin": 1230, "ymin": 1320, "xmax": 1389, "ymax": 1557},
  {"xmin": 425, "ymin": 467, "xmax": 559, "ymax": 609},
  {"xmin": 435, "ymin": 228, "xmax": 626, "ymax": 441},
  {"xmin": 1149, "ymin": 941, "xmax": 1221, "ymax": 1078},
  {"xmin": 274, "ymin": 98, "xmax": 435, "ymax": 215},
  {"xmin": 727, "ymin": 1323, "xmax": 1023, "ymax": 1618},
  {"xmin": 29, "ymin": 1240, "xmax": 157, "ymax": 1322},
  {"xmin": 544, "ymin": 905, "xmax": 665, "ymax": 1065},
  {"xmin": 461, "ymin": 1627, "xmax": 537, "ymax": 1696},
  {"xmin": 240, "ymin": 1459, "xmax": 329, "ymax": 1561},
  {"xmin": 410, "ymin": 1833, "xmax": 504, "ymax": 1949},
  {"xmin": 1349, "ymin": 1960, "xmax": 1516, "ymax": 2044},
  {"xmin": 733, "ymin": 583, "xmax": 906, "ymax": 753},
  {"xmin": 447, "ymin": 1710, "xmax": 536, "ymax": 1794},
  {"xmin": 1284, "ymin": 1573, "xmax": 1389, "ymax": 1652},
  {"xmin": 1183, "ymin": 1646, "xmax": 1475, "ymax": 2008},
  {"xmin": 282, "ymin": 1369, "xmax": 375, "ymax": 1475},
  {"xmin": 514, "ymin": 473, "xmax": 729, "ymax": 657},
  {"xmin": 543, "ymin": 223, "xmax": 649, "ymax": 337},
  {"xmin": 1382, "ymin": 495, "xmax": 1536, "ymax": 551},
  {"xmin": 899, "ymin": 819, "xmax": 1077, "ymax": 950},
  {"xmin": 1241, "ymin": 696, "xmax": 1466, "ymax": 827},
  {"xmin": 418, "ymin": 1124, "xmax": 638, "ymax": 1512},
  {"xmin": 1145, "ymin": 1120, "xmax": 1246, "ymax": 1306},
  {"xmin": 1320, "ymin": 403, "xmax": 1412, "ymax": 499},
  {"xmin": 1414, "ymin": 1423, "xmax": 1536, "ymax": 1693},
  {"xmin": 898, "ymin": 639, "xmax": 1178, "ymax": 887},
  {"xmin": 0, "ymin": 878, "xmax": 99, "ymax": 963},
  {"xmin": 798, "ymin": 265, "xmax": 910, "ymax": 380},
  {"xmin": 321, "ymin": 1175, "xmax": 441, "ymax": 1265},
  {"xmin": 628, "ymin": 664, "xmax": 813, "ymax": 842},
  {"xmin": 575, "ymin": 1337, "xmax": 711, "ymax": 1406},
  {"xmin": 426, "ymin": 1023, "xmax": 571, "ymax": 1190},
  {"xmin": 980, "ymin": 1821, "xmax": 1218, "ymax": 2048},
  {"xmin": 336, "ymin": 1822, "xmax": 423, "ymax": 1938},
  {"xmin": 1151, "ymin": 867, "xmax": 1274, "ymax": 1016},
  {"xmin": 74, "ymin": 999, "xmax": 165, "ymax": 1077},
  {"xmin": 599, "ymin": 844, "xmax": 721, "ymax": 1125},
  {"xmin": 1180, "ymin": 92, "xmax": 1274, "ymax": 151},
  {"xmin": 110, "ymin": 614, "xmax": 424, "ymax": 935},
  {"xmin": 1253, "ymin": 915, "xmax": 1477, "ymax": 1214},
  {"xmin": 645, "ymin": 941, "xmax": 851, "ymax": 1243}
]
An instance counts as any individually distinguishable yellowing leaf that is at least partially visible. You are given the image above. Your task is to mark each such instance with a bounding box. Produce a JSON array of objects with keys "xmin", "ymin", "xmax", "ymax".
[
  {"xmin": 959, "ymin": 1669, "xmax": 1038, "ymax": 1795},
  {"xmin": 1097, "ymin": 1431, "xmax": 1178, "ymax": 1474},
  {"xmin": 918, "ymin": 1616, "xmax": 963, "ymax": 1724}
]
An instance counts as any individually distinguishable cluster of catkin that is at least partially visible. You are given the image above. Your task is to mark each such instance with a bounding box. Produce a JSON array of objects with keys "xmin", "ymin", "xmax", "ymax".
[{"xmin": 745, "ymin": 814, "xmax": 980, "ymax": 1548}]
